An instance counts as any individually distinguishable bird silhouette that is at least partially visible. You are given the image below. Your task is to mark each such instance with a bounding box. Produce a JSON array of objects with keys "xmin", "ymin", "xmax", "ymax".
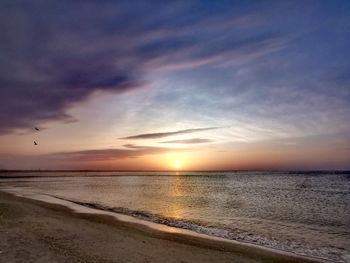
[
  {"xmin": 35, "ymin": 127, "xmax": 40, "ymax": 131},
  {"xmin": 34, "ymin": 141, "xmax": 38, "ymax": 145}
]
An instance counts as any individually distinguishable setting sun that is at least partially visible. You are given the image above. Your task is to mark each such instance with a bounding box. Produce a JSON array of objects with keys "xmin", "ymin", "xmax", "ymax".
[
  {"xmin": 173, "ymin": 160, "xmax": 182, "ymax": 170},
  {"xmin": 163, "ymin": 153, "xmax": 188, "ymax": 171}
]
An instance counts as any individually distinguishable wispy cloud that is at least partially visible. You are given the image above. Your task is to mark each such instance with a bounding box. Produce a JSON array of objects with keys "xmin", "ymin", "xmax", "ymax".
[
  {"xmin": 160, "ymin": 138, "xmax": 213, "ymax": 144},
  {"xmin": 120, "ymin": 127, "xmax": 219, "ymax": 139},
  {"xmin": 0, "ymin": 145, "xmax": 172, "ymax": 169},
  {"xmin": 50, "ymin": 145, "xmax": 171, "ymax": 161}
]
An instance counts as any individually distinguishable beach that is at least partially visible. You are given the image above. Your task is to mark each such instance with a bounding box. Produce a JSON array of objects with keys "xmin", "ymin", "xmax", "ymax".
[
  {"xmin": 0, "ymin": 190, "xmax": 330, "ymax": 263},
  {"xmin": 1, "ymin": 172, "xmax": 349, "ymax": 263}
]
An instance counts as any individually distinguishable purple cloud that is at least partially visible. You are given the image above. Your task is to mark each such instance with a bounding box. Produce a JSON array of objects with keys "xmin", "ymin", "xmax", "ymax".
[
  {"xmin": 120, "ymin": 127, "xmax": 219, "ymax": 139},
  {"xmin": 50, "ymin": 146, "xmax": 171, "ymax": 161},
  {"xmin": 0, "ymin": 1, "xmax": 287, "ymax": 135}
]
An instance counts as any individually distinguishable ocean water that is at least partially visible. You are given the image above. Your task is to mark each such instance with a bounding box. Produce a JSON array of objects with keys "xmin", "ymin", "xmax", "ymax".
[{"xmin": 1, "ymin": 171, "xmax": 349, "ymax": 262}]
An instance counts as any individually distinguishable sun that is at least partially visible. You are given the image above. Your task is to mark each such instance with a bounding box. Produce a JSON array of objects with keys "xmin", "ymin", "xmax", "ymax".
[
  {"xmin": 164, "ymin": 153, "xmax": 188, "ymax": 171},
  {"xmin": 173, "ymin": 160, "xmax": 182, "ymax": 170}
]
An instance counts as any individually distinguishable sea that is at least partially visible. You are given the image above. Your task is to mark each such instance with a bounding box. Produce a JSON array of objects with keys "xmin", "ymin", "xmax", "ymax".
[{"xmin": 0, "ymin": 171, "xmax": 349, "ymax": 262}]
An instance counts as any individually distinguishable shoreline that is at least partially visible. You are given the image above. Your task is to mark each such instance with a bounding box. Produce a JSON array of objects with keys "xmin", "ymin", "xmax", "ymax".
[{"xmin": 0, "ymin": 189, "xmax": 332, "ymax": 263}]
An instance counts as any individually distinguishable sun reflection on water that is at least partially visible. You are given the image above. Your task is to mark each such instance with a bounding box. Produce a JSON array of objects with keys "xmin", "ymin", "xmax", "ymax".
[{"xmin": 167, "ymin": 174, "xmax": 185, "ymax": 220}]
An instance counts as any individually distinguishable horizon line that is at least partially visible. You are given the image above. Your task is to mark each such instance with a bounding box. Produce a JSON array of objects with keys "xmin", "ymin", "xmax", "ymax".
[{"xmin": 0, "ymin": 169, "xmax": 349, "ymax": 173}]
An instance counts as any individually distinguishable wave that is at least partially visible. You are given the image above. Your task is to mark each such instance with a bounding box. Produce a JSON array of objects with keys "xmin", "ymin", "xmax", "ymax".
[{"xmin": 52, "ymin": 195, "xmax": 347, "ymax": 263}]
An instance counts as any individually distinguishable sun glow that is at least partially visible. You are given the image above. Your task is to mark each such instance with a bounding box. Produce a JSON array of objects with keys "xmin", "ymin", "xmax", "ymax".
[
  {"xmin": 173, "ymin": 160, "xmax": 182, "ymax": 170},
  {"xmin": 164, "ymin": 153, "xmax": 188, "ymax": 171}
]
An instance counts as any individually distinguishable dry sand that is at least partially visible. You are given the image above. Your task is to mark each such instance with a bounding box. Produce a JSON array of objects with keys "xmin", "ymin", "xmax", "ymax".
[{"xmin": 0, "ymin": 191, "xmax": 327, "ymax": 263}]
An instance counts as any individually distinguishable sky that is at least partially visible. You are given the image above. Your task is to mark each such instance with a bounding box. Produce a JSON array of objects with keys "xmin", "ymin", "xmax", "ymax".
[{"xmin": 0, "ymin": 0, "xmax": 350, "ymax": 170}]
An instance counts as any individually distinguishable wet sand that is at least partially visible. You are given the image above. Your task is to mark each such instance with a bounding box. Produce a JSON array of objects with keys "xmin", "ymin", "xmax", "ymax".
[{"xmin": 0, "ymin": 191, "xmax": 328, "ymax": 263}]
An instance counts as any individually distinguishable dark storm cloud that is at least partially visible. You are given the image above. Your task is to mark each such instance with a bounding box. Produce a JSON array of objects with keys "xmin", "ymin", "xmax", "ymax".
[
  {"xmin": 0, "ymin": 0, "xmax": 288, "ymax": 134},
  {"xmin": 120, "ymin": 127, "xmax": 219, "ymax": 139},
  {"xmin": 160, "ymin": 138, "xmax": 213, "ymax": 144}
]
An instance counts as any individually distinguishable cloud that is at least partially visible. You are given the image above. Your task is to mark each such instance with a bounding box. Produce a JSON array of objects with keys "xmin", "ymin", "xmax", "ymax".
[
  {"xmin": 160, "ymin": 138, "xmax": 213, "ymax": 144},
  {"xmin": 122, "ymin": 144, "xmax": 148, "ymax": 149},
  {"xmin": 0, "ymin": 145, "xmax": 173, "ymax": 169},
  {"xmin": 49, "ymin": 146, "xmax": 170, "ymax": 161},
  {"xmin": 0, "ymin": 1, "xmax": 288, "ymax": 135},
  {"xmin": 120, "ymin": 127, "xmax": 219, "ymax": 139}
]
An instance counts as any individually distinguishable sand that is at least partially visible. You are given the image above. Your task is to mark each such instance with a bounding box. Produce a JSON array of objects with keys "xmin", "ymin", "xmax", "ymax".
[{"xmin": 0, "ymin": 191, "xmax": 328, "ymax": 263}]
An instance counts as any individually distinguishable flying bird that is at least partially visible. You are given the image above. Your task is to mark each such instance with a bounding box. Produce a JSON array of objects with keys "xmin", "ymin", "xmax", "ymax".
[
  {"xmin": 34, "ymin": 141, "xmax": 38, "ymax": 145},
  {"xmin": 35, "ymin": 127, "xmax": 40, "ymax": 131}
]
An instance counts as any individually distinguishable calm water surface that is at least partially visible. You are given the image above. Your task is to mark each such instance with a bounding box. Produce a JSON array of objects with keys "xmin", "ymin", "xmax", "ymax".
[{"xmin": 1, "ymin": 171, "xmax": 349, "ymax": 262}]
